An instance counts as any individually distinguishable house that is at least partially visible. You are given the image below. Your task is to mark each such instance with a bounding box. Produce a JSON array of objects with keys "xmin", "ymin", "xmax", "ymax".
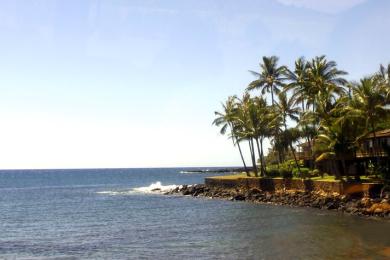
[
  {"xmin": 297, "ymin": 129, "xmax": 390, "ymax": 162},
  {"xmin": 296, "ymin": 129, "xmax": 390, "ymax": 177},
  {"xmin": 356, "ymin": 129, "xmax": 390, "ymax": 159}
]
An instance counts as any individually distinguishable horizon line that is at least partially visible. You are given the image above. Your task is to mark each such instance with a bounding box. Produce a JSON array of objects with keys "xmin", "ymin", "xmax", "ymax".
[{"xmin": 0, "ymin": 165, "xmax": 242, "ymax": 171}]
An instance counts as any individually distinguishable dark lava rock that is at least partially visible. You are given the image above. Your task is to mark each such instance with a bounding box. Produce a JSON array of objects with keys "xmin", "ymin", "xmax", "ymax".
[
  {"xmin": 326, "ymin": 202, "xmax": 338, "ymax": 210},
  {"xmin": 346, "ymin": 207, "xmax": 358, "ymax": 214},
  {"xmin": 182, "ymin": 189, "xmax": 191, "ymax": 196},
  {"xmin": 233, "ymin": 194, "xmax": 246, "ymax": 201},
  {"xmin": 265, "ymin": 193, "xmax": 273, "ymax": 200},
  {"xmin": 311, "ymin": 198, "xmax": 321, "ymax": 208},
  {"xmin": 164, "ymin": 183, "xmax": 389, "ymax": 218}
]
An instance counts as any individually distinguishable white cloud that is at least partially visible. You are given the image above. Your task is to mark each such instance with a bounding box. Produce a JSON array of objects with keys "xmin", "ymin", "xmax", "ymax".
[{"xmin": 276, "ymin": 0, "xmax": 367, "ymax": 14}]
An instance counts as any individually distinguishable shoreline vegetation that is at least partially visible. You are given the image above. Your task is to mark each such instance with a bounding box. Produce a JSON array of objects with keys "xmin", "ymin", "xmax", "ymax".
[{"xmin": 212, "ymin": 55, "xmax": 390, "ymax": 198}]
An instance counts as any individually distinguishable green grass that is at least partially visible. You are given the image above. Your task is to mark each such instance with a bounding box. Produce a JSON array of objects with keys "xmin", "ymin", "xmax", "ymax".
[
  {"xmin": 310, "ymin": 175, "xmax": 340, "ymax": 182},
  {"xmin": 208, "ymin": 173, "xmax": 252, "ymax": 179}
]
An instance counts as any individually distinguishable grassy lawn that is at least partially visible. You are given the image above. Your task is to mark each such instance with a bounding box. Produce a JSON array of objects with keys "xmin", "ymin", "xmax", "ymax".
[
  {"xmin": 208, "ymin": 173, "xmax": 252, "ymax": 179},
  {"xmin": 310, "ymin": 175, "xmax": 340, "ymax": 182}
]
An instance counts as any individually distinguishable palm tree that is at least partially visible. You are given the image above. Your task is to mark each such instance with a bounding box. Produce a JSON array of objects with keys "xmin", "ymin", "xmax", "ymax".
[
  {"xmin": 315, "ymin": 124, "xmax": 345, "ymax": 180},
  {"xmin": 284, "ymin": 57, "xmax": 316, "ymax": 167},
  {"xmin": 376, "ymin": 63, "xmax": 390, "ymax": 103},
  {"xmin": 252, "ymin": 96, "xmax": 271, "ymax": 176},
  {"xmin": 345, "ymin": 77, "xmax": 389, "ymax": 161},
  {"xmin": 213, "ymin": 96, "xmax": 250, "ymax": 175},
  {"xmin": 284, "ymin": 57, "xmax": 311, "ymax": 111},
  {"xmin": 247, "ymin": 56, "xmax": 286, "ymax": 105},
  {"xmin": 268, "ymin": 104, "xmax": 289, "ymax": 165},
  {"xmin": 234, "ymin": 93, "xmax": 259, "ymax": 176},
  {"xmin": 377, "ymin": 63, "xmax": 390, "ymax": 85},
  {"xmin": 274, "ymin": 92, "xmax": 302, "ymax": 175},
  {"xmin": 307, "ymin": 55, "xmax": 348, "ymax": 116}
]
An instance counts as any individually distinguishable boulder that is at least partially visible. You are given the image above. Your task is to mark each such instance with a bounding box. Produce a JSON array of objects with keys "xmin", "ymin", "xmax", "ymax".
[
  {"xmin": 326, "ymin": 202, "xmax": 338, "ymax": 210},
  {"xmin": 233, "ymin": 194, "xmax": 246, "ymax": 201},
  {"xmin": 182, "ymin": 189, "xmax": 191, "ymax": 196},
  {"xmin": 346, "ymin": 207, "xmax": 358, "ymax": 214},
  {"xmin": 265, "ymin": 193, "xmax": 273, "ymax": 200},
  {"xmin": 374, "ymin": 208, "xmax": 384, "ymax": 214}
]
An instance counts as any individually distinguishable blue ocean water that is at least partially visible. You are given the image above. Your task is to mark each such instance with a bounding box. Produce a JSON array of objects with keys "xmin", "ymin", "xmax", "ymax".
[{"xmin": 1, "ymin": 168, "xmax": 389, "ymax": 259}]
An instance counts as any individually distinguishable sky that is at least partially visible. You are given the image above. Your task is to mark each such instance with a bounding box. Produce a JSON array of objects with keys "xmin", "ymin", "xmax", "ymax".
[{"xmin": 0, "ymin": 0, "xmax": 389, "ymax": 169}]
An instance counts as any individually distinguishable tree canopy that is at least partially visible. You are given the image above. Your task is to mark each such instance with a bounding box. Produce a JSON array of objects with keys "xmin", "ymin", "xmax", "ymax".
[{"xmin": 214, "ymin": 55, "xmax": 390, "ymax": 180}]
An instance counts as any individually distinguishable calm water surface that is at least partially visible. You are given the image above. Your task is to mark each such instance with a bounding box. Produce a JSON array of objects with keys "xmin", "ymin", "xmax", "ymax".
[{"xmin": 0, "ymin": 168, "xmax": 389, "ymax": 259}]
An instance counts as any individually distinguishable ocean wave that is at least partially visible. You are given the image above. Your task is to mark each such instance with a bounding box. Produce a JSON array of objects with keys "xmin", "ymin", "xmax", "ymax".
[
  {"xmin": 96, "ymin": 190, "xmax": 134, "ymax": 196},
  {"xmin": 179, "ymin": 170, "xmax": 211, "ymax": 174},
  {"xmin": 132, "ymin": 181, "xmax": 181, "ymax": 193},
  {"xmin": 97, "ymin": 182, "xmax": 181, "ymax": 196}
]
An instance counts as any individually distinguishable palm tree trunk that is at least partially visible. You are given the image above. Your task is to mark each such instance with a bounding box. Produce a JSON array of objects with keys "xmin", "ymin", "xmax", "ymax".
[
  {"xmin": 249, "ymin": 138, "xmax": 258, "ymax": 177},
  {"xmin": 229, "ymin": 124, "xmax": 250, "ymax": 176},
  {"xmin": 301, "ymin": 100, "xmax": 314, "ymax": 169},
  {"xmin": 333, "ymin": 160, "xmax": 341, "ymax": 180},
  {"xmin": 260, "ymin": 137, "xmax": 266, "ymax": 175},
  {"xmin": 277, "ymin": 143, "xmax": 283, "ymax": 166},
  {"xmin": 236, "ymin": 140, "xmax": 249, "ymax": 176},
  {"xmin": 306, "ymin": 136, "xmax": 314, "ymax": 169},
  {"xmin": 284, "ymin": 122, "xmax": 301, "ymax": 177},
  {"xmin": 341, "ymin": 156, "xmax": 347, "ymax": 177},
  {"xmin": 248, "ymin": 139, "xmax": 253, "ymax": 176},
  {"xmin": 290, "ymin": 143, "xmax": 302, "ymax": 177},
  {"xmin": 371, "ymin": 122, "xmax": 380, "ymax": 167},
  {"xmin": 255, "ymin": 137, "xmax": 264, "ymax": 176}
]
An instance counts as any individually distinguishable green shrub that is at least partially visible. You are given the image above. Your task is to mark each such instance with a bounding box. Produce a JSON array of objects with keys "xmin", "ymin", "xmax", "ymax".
[
  {"xmin": 266, "ymin": 168, "xmax": 280, "ymax": 177},
  {"xmin": 280, "ymin": 167, "xmax": 292, "ymax": 178},
  {"xmin": 292, "ymin": 167, "xmax": 310, "ymax": 178},
  {"xmin": 311, "ymin": 169, "xmax": 321, "ymax": 178}
]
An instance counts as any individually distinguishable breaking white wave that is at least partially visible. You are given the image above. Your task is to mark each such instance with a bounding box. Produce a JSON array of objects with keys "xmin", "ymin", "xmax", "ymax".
[
  {"xmin": 96, "ymin": 190, "xmax": 135, "ymax": 196},
  {"xmin": 97, "ymin": 182, "xmax": 182, "ymax": 196},
  {"xmin": 133, "ymin": 181, "xmax": 181, "ymax": 193}
]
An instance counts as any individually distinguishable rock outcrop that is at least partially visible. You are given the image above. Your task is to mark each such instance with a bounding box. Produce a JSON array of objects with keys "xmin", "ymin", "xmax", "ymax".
[{"xmin": 165, "ymin": 184, "xmax": 390, "ymax": 219}]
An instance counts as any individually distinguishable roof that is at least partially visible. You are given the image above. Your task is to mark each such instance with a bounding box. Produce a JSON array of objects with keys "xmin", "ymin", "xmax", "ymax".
[{"xmin": 366, "ymin": 129, "xmax": 390, "ymax": 138}]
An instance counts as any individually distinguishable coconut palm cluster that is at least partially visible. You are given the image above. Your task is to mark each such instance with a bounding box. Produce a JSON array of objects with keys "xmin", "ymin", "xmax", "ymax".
[{"xmin": 213, "ymin": 56, "xmax": 390, "ymax": 179}]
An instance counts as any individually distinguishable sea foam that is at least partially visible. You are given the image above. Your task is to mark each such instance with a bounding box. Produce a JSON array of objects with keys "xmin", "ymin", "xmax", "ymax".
[
  {"xmin": 97, "ymin": 182, "xmax": 181, "ymax": 196},
  {"xmin": 132, "ymin": 181, "xmax": 181, "ymax": 193},
  {"xmin": 96, "ymin": 190, "xmax": 134, "ymax": 196}
]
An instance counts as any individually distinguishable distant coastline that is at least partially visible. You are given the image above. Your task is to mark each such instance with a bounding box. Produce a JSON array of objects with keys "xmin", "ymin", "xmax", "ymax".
[{"xmin": 180, "ymin": 167, "xmax": 251, "ymax": 174}]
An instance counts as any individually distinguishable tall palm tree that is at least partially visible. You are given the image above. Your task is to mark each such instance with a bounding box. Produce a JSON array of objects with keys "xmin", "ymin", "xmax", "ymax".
[
  {"xmin": 213, "ymin": 96, "xmax": 250, "ymax": 175},
  {"xmin": 315, "ymin": 124, "xmax": 346, "ymax": 180},
  {"xmin": 377, "ymin": 63, "xmax": 390, "ymax": 85},
  {"xmin": 376, "ymin": 63, "xmax": 390, "ymax": 103},
  {"xmin": 345, "ymin": 77, "xmax": 389, "ymax": 160},
  {"xmin": 247, "ymin": 56, "xmax": 286, "ymax": 105},
  {"xmin": 284, "ymin": 57, "xmax": 311, "ymax": 111},
  {"xmin": 234, "ymin": 93, "xmax": 259, "ymax": 176},
  {"xmin": 274, "ymin": 92, "xmax": 302, "ymax": 175},
  {"xmin": 284, "ymin": 57, "xmax": 316, "ymax": 167},
  {"xmin": 252, "ymin": 96, "xmax": 271, "ymax": 176},
  {"xmin": 307, "ymin": 55, "xmax": 348, "ymax": 116}
]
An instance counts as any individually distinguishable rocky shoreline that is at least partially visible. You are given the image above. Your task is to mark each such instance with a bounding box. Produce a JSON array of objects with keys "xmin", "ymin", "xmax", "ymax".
[{"xmin": 165, "ymin": 184, "xmax": 390, "ymax": 219}]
